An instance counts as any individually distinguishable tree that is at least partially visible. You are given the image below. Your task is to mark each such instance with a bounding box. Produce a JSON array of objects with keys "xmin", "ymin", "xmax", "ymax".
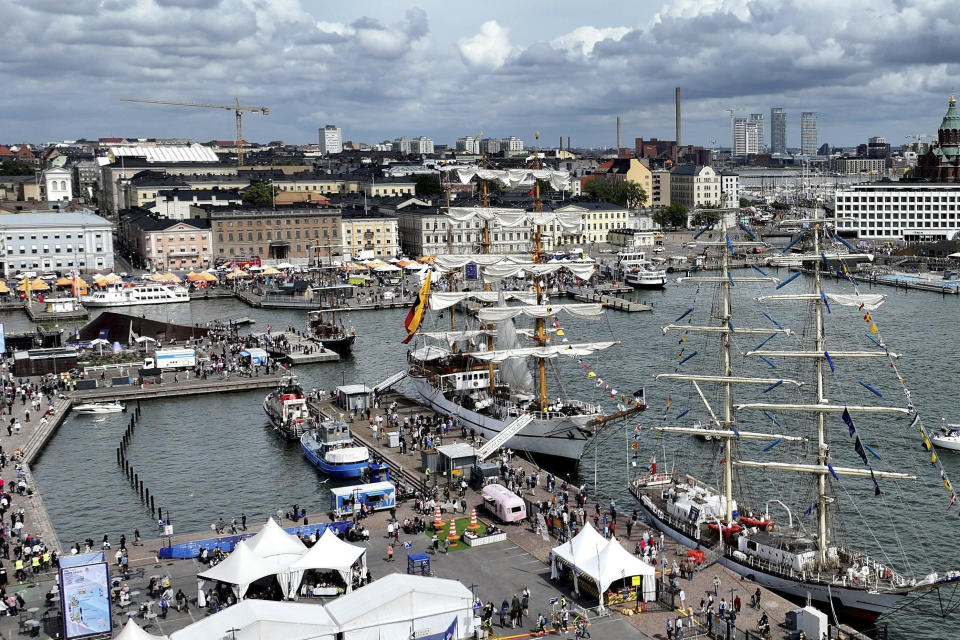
[
  {"xmin": 583, "ymin": 179, "xmax": 647, "ymax": 208},
  {"xmin": 242, "ymin": 182, "xmax": 273, "ymax": 206},
  {"xmin": 0, "ymin": 161, "xmax": 34, "ymax": 176},
  {"xmin": 652, "ymin": 203, "xmax": 688, "ymax": 229},
  {"xmin": 690, "ymin": 208, "xmax": 723, "ymax": 227},
  {"xmin": 414, "ymin": 174, "xmax": 444, "ymax": 197}
]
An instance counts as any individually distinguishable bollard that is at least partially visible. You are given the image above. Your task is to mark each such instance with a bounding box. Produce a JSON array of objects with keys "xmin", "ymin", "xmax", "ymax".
[
  {"xmin": 150, "ymin": 495, "xmax": 155, "ymax": 512},
  {"xmin": 145, "ymin": 487, "xmax": 150, "ymax": 505},
  {"xmin": 116, "ymin": 448, "xmax": 121, "ymax": 464},
  {"xmin": 133, "ymin": 472, "xmax": 138, "ymax": 487},
  {"xmin": 139, "ymin": 482, "xmax": 144, "ymax": 501},
  {"xmin": 158, "ymin": 507, "xmax": 162, "ymax": 521}
]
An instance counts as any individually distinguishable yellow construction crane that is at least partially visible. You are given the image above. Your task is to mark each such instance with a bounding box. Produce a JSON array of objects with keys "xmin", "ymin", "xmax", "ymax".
[{"xmin": 120, "ymin": 97, "xmax": 269, "ymax": 166}]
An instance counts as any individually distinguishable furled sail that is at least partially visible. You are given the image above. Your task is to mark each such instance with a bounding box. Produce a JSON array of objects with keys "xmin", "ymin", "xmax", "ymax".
[
  {"xmin": 495, "ymin": 315, "xmax": 534, "ymax": 392},
  {"xmin": 478, "ymin": 303, "xmax": 603, "ymax": 322}
]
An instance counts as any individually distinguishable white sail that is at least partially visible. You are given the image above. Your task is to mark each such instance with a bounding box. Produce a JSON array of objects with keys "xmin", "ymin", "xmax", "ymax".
[
  {"xmin": 418, "ymin": 329, "xmax": 492, "ymax": 345},
  {"xmin": 477, "ymin": 303, "xmax": 602, "ymax": 322},
  {"xmin": 430, "ymin": 291, "xmax": 537, "ymax": 310},
  {"xmin": 443, "ymin": 168, "xmax": 573, "ymax": 191},
  {"xmin": 447, "ymin": 206, "xmax": 583, "ymax": 230},
  {"xmin": 495, "ymin": 316, "xmax": 534, "ymax": 392},
  {"xmin": 463, "ymin": 341, "xmax": 616, "ymax": 363}
]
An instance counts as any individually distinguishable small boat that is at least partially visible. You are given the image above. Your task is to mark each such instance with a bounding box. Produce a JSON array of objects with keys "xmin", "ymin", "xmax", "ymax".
[
  {"xmin": 300, "ymin": 422, "xmax": 370, "ymax": 479},
  {"xmin": 307, "ymin": 309, "xmax": 356, "ymax": 357},
  {"xmin": 262, "ymin": 375, "xmax": 314, "ymax": 440},
  {"xmin": 73, "ymin": 402, "xmax": 125, "ymax": 414},
  {"xmin": 931, "ymin": 426, "xmax": 960, "ymax": 451}
]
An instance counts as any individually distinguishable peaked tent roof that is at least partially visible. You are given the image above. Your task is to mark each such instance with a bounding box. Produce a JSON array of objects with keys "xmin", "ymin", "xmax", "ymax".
[
  {"xmin": 324, "ymin": 573, "xmax": 473, "ymax": 632},
  {"xmin": 245, "ymin": 517, "xmax": 307, "ymax": 559},
  {"xmin": 116, "ymin": 619, "xmax": 169, "ymax": 640},
  {"xmin": 169, "ymin": 599, "xmax": 337, "ymax": 640},
  {"xmin": 552, "ymin": 521, "xmax": 607, "ymax": 567},
  {"xmin": 197, "ymin": 541, "xmax": 280, "ymax": 592},
  {"xmin": 289, "ymin": 528, "xmax": 364, "ymax": 572}
]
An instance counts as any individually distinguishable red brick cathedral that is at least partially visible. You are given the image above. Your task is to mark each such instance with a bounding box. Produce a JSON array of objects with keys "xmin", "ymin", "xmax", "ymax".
[{"xmin": 916, "ymin": 95, "xmax": 960, "ymax": 182}]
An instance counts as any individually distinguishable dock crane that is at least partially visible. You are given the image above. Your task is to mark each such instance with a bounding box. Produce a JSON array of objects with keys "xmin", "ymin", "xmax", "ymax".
[{"xmin": 120, "ymin": 97, "xmax": 269, "ymax": 167}]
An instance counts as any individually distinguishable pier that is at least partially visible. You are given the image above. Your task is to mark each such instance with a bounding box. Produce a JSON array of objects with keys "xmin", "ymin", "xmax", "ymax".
[
  {"xmin": 69, "ymin": 370, "xmax": 287, "ymax": 402},
  {"xmin": 261, "ymin": 331, "xmax": 340, "ymax": 365},
  {"xmin": 567, "ymin": 288, "xmax": 653, "ymax": 312}
]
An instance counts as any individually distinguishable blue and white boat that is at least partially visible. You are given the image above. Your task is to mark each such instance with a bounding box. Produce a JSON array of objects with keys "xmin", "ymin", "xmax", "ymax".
[{"xmin": 300, "ymin": 423, "xmax": 370, "ymax": 479}]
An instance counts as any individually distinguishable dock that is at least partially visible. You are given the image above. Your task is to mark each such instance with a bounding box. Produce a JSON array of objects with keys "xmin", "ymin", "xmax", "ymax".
[
  {"xmin": 567, "ymin": 288, "xmax": 653, "ymax": 312},
  {"xmin": 24, "ymin": 302, "xmax": 89, "ymax": 322},
  {"xmin": 262, "ymin": 330, "xmax": 340, "ymax": 364},
  {"xmin": 68, "ymin": 370, "xmax": 287, "ymax": 402}
]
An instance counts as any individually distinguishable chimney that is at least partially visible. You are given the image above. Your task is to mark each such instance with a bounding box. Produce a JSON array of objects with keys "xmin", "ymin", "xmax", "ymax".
[
  {"xmin": 616, "ymin": 116, "xmax": 621, "ymax": 150},
  {"xmin": 567, "ymin": 137, "xmax": 571, "ymax": 150},
  {"xmin": 675, "ymin": 87, "xmax": 682, "ymax": 146},
  {"xmin": 560, "ymin": 136, "xmax": 563, "ymax": 151}
]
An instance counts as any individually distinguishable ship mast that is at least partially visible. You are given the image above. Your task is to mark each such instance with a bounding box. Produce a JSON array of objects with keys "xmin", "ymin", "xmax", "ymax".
[
  {"xmin": 811, "ymin": 221, "xmax": 829, "ymax": 565},
  {"xmin": 444, "ymin": 169, "xmax": 457, "ymax": 337},
  {"xmin": 533, "ymin": 139, "xmax": 548, "ymax": 412},
  {"xmin": 480, "ymin": 141, "xmax": 496, "ymax": 393},
  {"xmin": 719, "ymin": 213, "xmax": 735, "ymax": 523}
]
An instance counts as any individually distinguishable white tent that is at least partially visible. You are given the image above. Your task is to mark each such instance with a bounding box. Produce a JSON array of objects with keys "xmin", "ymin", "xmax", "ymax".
[
  {"xmin": 286, "ymin": 529, "xmax": 367, "ymax": 597},
  {"xmin": 197, "ymin": 541, "xmax": 284, "ymax": 599},
  {"xmin": 170, "ymin": 599, "xmax": 337, "ymax": 640},
  {"xmin": 246, "ymin": 518, "xmax": 307, "ymax": 561},
  {"xmin": 373, "ymin": 263, "xmax": 401, "ymax": 272},
  {"xmin": 550, "ymin": 529, "xmax": 656, "ymax": 609},
  {"xmin": 324, "ymin": 574, "xmax": 474, "ymax": 640},
  {"xmin": 116, "ymin": 619, "xmax": 169, "ymax": 640}
]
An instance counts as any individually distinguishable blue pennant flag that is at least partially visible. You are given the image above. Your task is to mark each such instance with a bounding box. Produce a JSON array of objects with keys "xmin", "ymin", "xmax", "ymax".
[
  {"xmin": 863, "ymin": 442, "xmax": 882, "ymax": 461},
  {"xmin": 853, "ymin": 435, "xmax": 868, "ymax": 465},
  {"xmin": 763, "ymin": 438, "xmax": 782, "ymax": 452},
  {"xmin": 859, "ymin": 381, "xmax": 883, "ymax": 398},
  {"xmin": 828, "ymin": 464, "xmax": 839, "ymax": 480},
  {"xmin": 675, "ymin": 308, "xmax": 694, "ymax": 323},
  {"xmin": 824, "ymin": 351, "xmax": 835, "ymax": 372},
  {"xmin": 841, "ymin": 408, "xmax": 856, "ymax": 437}
]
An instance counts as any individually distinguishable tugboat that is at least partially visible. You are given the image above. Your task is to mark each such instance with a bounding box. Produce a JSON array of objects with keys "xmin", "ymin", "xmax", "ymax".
[
  {"xmin": 300, "ymin": 422, "xmax": 378, "ymax": 480},
  {"xmin": 307, "ymin": 309, "xmax": 355, "ymax": 357},
  {"xmin": 262, "ymin": 375, "xmax": 314, "ymax": 440}
]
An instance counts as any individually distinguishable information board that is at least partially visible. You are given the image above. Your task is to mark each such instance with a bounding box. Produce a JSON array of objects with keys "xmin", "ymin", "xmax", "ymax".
[{"xmin": 60, "ymin": 562, "xmax": 112, "ymax": 639}]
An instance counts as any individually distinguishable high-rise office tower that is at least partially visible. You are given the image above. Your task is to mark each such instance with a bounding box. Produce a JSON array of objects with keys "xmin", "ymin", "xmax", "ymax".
[
  {"xmin": 319, "ymin": 124, "xmax": 342, "ymax": 154},
  {"xmin": 733, "ymin": 117, "xmax": 762, "ymax": 156},
  {"xmin": 749, "ymin": 114, "xmax": 765, "ymax": 153},
  {"xmin": 770, "ymin": 107, "xmax": 787, "ymax": 154},
  {"xmin": 801, "ymin": 112, "xmax": 818, "ymax": 155}
]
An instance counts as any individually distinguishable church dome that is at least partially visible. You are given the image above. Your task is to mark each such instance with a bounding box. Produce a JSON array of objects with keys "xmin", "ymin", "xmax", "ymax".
[{"xmin": 940, "ymin": 95, "xmax": 960, "ymax": 132}]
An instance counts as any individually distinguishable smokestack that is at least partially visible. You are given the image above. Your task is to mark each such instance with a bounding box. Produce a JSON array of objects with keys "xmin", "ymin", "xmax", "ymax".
[
  {"xmin": 567, "ymin": 136, "xmax": 571, "ymax": 150},
  {"xmin": 616, "ymin": 116, "xmax": 621, "ymax": 150},
  {"xmin": 675, "ymin": 87, "xmax": 682, "ymax": 146},
  {"xmin": 560, "ymin": 136, "xmax": 563, "ymax": 151}
]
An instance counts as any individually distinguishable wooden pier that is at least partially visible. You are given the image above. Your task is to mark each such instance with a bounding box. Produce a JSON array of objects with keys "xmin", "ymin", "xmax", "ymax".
[
  {"xmin": 567, "ymin": 289, "xmax": 653, "ymax": 312},
  {"xmin": 68, "ymin": 371, "xmax": 286, "ymax": 402},
  {"xmin": 263, "ymin": 331, "xmax": 340, "ymax": 364},
  {"xmin": 24, "ymin": 302, "xmax": 89, "ymax": 322}
]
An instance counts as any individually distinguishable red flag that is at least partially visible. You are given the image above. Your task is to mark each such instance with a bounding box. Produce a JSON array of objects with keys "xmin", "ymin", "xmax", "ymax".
[{"xmin": 401, "ymin": 272, "xmax": 432, "ymax": 344}]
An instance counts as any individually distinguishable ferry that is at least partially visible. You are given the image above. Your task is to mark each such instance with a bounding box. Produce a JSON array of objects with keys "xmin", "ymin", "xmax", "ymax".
[
  {"xmin": 300, "ymin": 422, "xmax": 371, "ymax": 479},
  {"xmin": 80, "ymin": 283, "xmax": 190, "ymax": 307}
]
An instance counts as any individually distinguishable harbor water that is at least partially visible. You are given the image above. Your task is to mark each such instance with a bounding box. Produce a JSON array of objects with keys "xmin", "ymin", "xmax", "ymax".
[{"xmin": 20, "ymin": 280, "xmax": 960, "ymax": 639}]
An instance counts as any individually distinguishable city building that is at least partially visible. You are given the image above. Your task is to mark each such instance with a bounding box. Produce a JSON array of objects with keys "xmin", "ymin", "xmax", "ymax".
[
  {"xmin": 340, "ymin": 210, "xmax": 399, "ymax": 259},
  {"xmin": 41, "ymin": 167, "xmax": 72, "ymax": 206},
  {"xmin": 588, "ymin": 158, "xmax": 652, "ymax": 206},
  {"xmin": 393, "ymin": 137, "xmax": 412, "ymax": 155},
  {"xmin": 733, "ymin": 118, "xmax": 762, "ymax": 156},
  {"xmin": 770, "ymin": 107, "xmax": 787, "ymax": 154},
  {"xmin": 546, "ymin": 202, "xmax": 626, "ymax": 246},
  {"xmin": 414, "ymin": 136, "xmax": 435, "ymax": 155},
  {"xmin": 829, "ymin": 157, "xmax": 887, "ymax": 176},
  {"xmin": 634, "ymin": 138, "xmax": 678, "ymax": 162},
  {"xmin": 669, "ymin": 165, "xmax": 722, "ymax": 209},
  {"xmin": 455, "ymin": 136, "xmax": 481, "ymax": 154},
  {"xmin": 834, "ymin": 183, "xmax": 960, "ymax": 241},
  {"xmin": 750, "ymin": 114, "xmax": 765, "ymax": 153},
  {"xmin": 0, "ymin": 210, "xmax": 113, "ymax": 276},
  {"xmin": 396, "ymin": 205, "xmax": 541, "ymax": 256},
  {"xmin": 147, "ymin": 188, "xmax": 243, "ymax": 220},
  {"xmin": 650, "ymin": 170, "xmax": 671, "ymax": 207},
  {"xmin": 209, "ymin": 206, "xmax": 342, "ymax": 263},
  {"xmin": 71, "ymin": 160, "xmax": 99, "ymax": 202},
  {"xmin": 319, "ymin": 125, "xmax": 343, "ymax": 155},
  {"xmin": 801, "ymin": 112, "xmax": 818, "ymax": 155},
  {"xmin": 502, "ymin": 137, "xmax": 524, "ymax": 153},
  {"xmin": 118, "ymin": 209, "xmax": 213, "ymax": 270},
  {"xmin": 916, "ymin": 96, "xmax": 960, "ymax": 182},
  {"xmin": 479, "ymin": 138, "xmax": 500, "ymax": 155},
  {"xmin": 719, "ymin": 170, "xmax": 740, "ymax": 208}
]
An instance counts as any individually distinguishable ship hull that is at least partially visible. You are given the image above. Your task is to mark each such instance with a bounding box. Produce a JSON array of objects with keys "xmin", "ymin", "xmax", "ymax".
[
  {"xmin": 321, "ymin": 334, "xmax": 355, "ymax": 357},
  {"xmin": 262, "ymin": 399, "xmax": 308, "ymax": 440},
  {"xmin": 408, "ymin": 374, "xmax": 594, "ymax": 463},
  {"xmin": 634, "ymin": 492, "xmax": 908, "ymax": 622},
  {"xmin": 301, "ymin": 439, "xmax": 367, "ymax": 479}
]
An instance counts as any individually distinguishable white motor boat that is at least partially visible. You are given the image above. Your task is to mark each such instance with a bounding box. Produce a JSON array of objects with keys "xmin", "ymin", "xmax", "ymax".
[
  {"xmin": 931, "ymin": 426, "xmax": 960, "ymax": 451},
  {"xmin": 73, "ymin": 402, "xmax": 125, "ymax": 415}
]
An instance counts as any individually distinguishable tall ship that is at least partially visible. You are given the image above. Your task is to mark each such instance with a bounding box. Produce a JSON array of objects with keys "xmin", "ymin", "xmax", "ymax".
[
  {"xmin": 262, "ymin": 375, "xmax": 315, "ymax": 440},
  {"xmin": 300, "ymin": 422, "xmax": 374, "ymax": 480},
  {"xmin": 405, "ymin": 162, "xmax": 644, "ymax": 465},
  {"xmin": 307, "ymin": 309, "xmax": 356, "ymax": 357},
  {"xmin": 80, "ymin": 283, "xmax": 190, "ymax": 307},
  {"xmin": 630, "ymin": 212, "xmax": 960, "ymax": 622}
]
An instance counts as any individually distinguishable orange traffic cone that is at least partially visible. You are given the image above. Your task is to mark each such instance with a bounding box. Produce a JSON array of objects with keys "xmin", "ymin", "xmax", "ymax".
[
  {"xmin": 467, "ymin": 507, "xmax": 480, "ymax": 531},
  {"xmin": 446, "ymin": 517, "xmax": 459, "ymax": 546},
  {"xmin": 433, "ymin": 505, "xmax": 443, "ymax": 530}
]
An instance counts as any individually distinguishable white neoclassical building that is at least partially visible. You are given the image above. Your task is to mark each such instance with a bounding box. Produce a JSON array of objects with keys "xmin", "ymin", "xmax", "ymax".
[{"xmin": 42, "ymin": 167, "xmax": 73, "ymax": 205}]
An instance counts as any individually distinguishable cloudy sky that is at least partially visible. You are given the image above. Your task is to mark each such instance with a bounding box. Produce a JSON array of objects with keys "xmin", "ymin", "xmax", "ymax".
[{"xmin": 2, "ymin": 0, "xmax": 958, "ymax": 150}]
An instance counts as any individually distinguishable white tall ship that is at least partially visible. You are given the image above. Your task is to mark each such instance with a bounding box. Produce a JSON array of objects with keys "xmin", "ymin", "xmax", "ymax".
[
  {"xmin": 406, "ymin": 165, "xmax": 644, "ymax": 465},
  {"xmin": 631, "ymin": 213, "xmax": 960, "ymax": 622},
  {"xmin": 81, "ymin": 283, "xmax": 190, "ymax": 307}
]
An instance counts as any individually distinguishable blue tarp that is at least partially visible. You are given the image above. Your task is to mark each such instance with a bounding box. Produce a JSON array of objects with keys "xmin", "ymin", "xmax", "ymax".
[{"xmin": 157, "ymin": 521, "xmax": 352, "ymax": 559}]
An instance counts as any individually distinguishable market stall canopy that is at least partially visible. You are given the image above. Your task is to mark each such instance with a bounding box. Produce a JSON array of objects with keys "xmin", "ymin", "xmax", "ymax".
[
  {"xmin": 373, "ymin": 264, "xmax": 401, "ymax": 272},
  {"xmin": 17, "ymin": 278, "xmax": 49, "ymax": 292},
  {"xmin": 226, "ymin": 268, "xmax": 249, "ymax": 279},
  {"xmin": 169, "ymin": 599, "xmax": 337, "ymax": 640},
  {"xmin": 197, "ymin": 541, "xmax": 282, "ymax": 599},
  {"xmin": 104, "ymin": 273, "xmax": 123, "ymax": 283},
  {"xmin": 55, "ymin": 277, "xmax": 73, "ymax": 287},
  {"xmin": 244, "ymin": 518, "xmax": 307, "ymax": 559},
  {"xmin": 0, "ymin": 282, "xmax": 9, "ymax": 294},
  {"xmin": 116, "ymin": 619, "xmax": 169, "ymax": 640},
  {"xmin": 260, "ymin": 267, "xmax": 282, "ymax": 275},
  {"xmin": 286, "ymin": 529, "xmax": 367, "ymax": 596},
  {"xmin": 324, "ymin": 573, "xmax": 474, "ymax": 638}
]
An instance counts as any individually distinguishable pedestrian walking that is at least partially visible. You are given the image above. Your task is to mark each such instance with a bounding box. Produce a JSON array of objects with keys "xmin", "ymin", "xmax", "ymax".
[
  {"xmin": 713, "ymin": 575, "xmax": 721, "ymax": 596},
  {"xmin": 386, "ymin": 543, "xmax": 393, "ymax": 562}
]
